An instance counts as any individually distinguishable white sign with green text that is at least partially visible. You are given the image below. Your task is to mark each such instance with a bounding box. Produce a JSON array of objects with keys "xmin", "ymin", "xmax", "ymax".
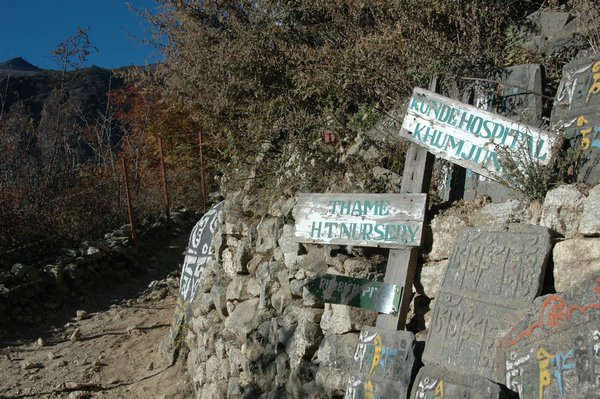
[
  {"xmin": 294, "ymin": 193, "xmax": 426, "ymax": 248},
  {"xmin": 399, "ymin": 88, "xmax": 562, "ymax": 180}
]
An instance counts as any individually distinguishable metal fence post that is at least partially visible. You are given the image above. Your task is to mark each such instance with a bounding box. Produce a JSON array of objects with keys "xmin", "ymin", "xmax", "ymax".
[
  {"xmin": 198, "ymin": 131, "xmax": 207, "ymax": 212},
  {"xmin": 122, "ymin": 155, "xmax": 139, "ymax": 253},
  {"xmin": 157, "ymin": 137, "xmax": 171, "ymax": 222}
]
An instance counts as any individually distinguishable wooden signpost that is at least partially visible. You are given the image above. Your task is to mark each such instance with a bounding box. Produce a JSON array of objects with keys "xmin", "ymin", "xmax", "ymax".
[
  {"xmin": 304, "ymin": 274, "xmax": 403, "ymax": 315},
  {"xmin": 399, "ymin": 88, "xmax": 562, "ymax": 181},
  {"xmin": 295, "ymin": 193, "xmax": 426, "ymax": 319}
]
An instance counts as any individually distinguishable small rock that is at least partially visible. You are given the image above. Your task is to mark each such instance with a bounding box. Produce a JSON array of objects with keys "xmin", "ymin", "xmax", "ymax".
[
  {"xmin": 47, "ymin": 351, "xmax": 56, "ymax": 361},
  {"xmin": 147, "ymin": 361, "xmax": 154, "ymax": 371},
  {"xmin": 36, "ymin": 337, "xmax": 46, "ymax": 347},
  {"xmin": 70, "ymin": 328, "xmax": 82, "ymax": 341},
  {"xmin": 20, "ymin": 360, "xmax": 42, "ymax": 370},
  {"xmin": 64, "ymin": 381, "xmax": 101, "ymax": 391},
  {"xmin": 56, "ymin": 359, "xmax": 68, "ymax": 367},
  {"xmin": 11, "ymin": 263, "xmax": 32, "ymax": 279},
  {"xmin": 75, "ymin": 310, "xmax": 89, "ymax": 319}
]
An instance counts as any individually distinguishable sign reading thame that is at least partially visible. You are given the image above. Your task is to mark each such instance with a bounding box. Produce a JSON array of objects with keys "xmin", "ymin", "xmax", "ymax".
[
  {"xmin": 399, "ymin": 88, "xmax": 562, "ymax": 181},
  {"xmin": 294, "ymin": 193, "xmax": 426, "ymax": 248}
]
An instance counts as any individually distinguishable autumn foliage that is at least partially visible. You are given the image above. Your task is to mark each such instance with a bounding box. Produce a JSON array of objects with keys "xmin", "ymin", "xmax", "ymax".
[{"xmin": 0, "ymin": 74, "xmax": 208, "ymax": 266}]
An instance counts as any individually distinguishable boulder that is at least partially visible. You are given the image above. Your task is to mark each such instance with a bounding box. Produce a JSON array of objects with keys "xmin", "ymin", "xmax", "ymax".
[
  {"xmin": 226, "ymin": 276, "xmax": 252, "ymax": 301},
  {"xmin": 496, "ymin": 273, "xmax": 600, "ymax": 397},
  {"xmin": 540, "ymin": 185, "xmax": 585, "ymax": 238},
  {"xmin": 224, "ymin": 298, "xmax": 262, "ymax": 340},
  {"xmin": 411, "ymin": 364, "xmax": 504, "ymax": 399},
  {"xmin": 314, "ymin": 333, "xmax": 358, "ymax": 395},
  {"xmin": 553, "ymin": 237, "xmax": 600, "ymax": 292},
  {"xmin": 343, "ymin": 257, "xmax": 372, "ymax": 277},
  {"xmin": 271, "ymin": 270, "xmax": 293, "ymax": 314},
  {"xmin": 579, "ymin": 184, "xmax": 600, "ymax": 236},
  {"xmin": 427, "ymin": 215, "xmax": 468, "ymax": 261},
  {"xmin": 278, "ymin": 225, "xmax": 301, "ymax": 270},
  {"xmin": 256, "ymin": 217, "xmax": 284, "ymax": 254},
  {"xmin": 296, "ymin": 249, "xmax": 328, "ymax": 277},
  {"xmin": 283, "ymin": 307, "xmax": 324, "ymax": 369},
  {"xmin": 320, "ymin": 304, "xmax": 377, "ymax": 335},
  {"xmin": 416, "ymin": 260, "xmax": 448, "ymax": 299},
  {"xmin": 468, "ymin": 199, "xmax": 530, "ymax": 226},
  {"xmin": 423, "ymin": 224, "xmax": 552, "ymax": 381}
]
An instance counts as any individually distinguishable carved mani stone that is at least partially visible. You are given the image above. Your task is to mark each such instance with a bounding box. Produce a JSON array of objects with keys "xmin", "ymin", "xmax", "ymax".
[
  {"xmin": 344, "ymin": 327, "xmax": 416, "ymax": 399},
  {"xmin": 551, "ymin": 54, "xmax": 600, "ymax": 184},
  {"xmin": 422, "ymin": 224, "xmax": 552, "ymax": 380},
  {"xmin": 411, "ymin": 364, "xmax": 505, "ymax": 399},
  {"xmin": 497, "ymin": 273, "xmax": 600, "ymax": 399}
]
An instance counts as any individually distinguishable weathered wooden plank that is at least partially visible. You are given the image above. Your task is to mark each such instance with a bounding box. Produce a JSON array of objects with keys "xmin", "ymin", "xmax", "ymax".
[
  {"xmin": 399, "ymin": 88, "xmax": 562, "ymax": 181},
  {"xmin": 294, "ymin": 193, "xmax": 427, "ymax": 248},
  {"xmin": 400, "ymin": 143, "xmax": 435, "ymax": 195},
  {"xmin": 377, "ymin": 144, "xmax": 431, "ymax": 330},
  {"xmin": 374, "ymin": 79, "xmax": 437, "ymax": 331},
  {"xmin": 376, "ymin": 247, "xmax": 419, "ymax": 330}
]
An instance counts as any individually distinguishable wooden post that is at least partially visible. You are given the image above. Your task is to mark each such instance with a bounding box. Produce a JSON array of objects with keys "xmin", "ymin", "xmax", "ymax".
[
  {"xmin": 157, "ymin": 137, "xmax": 171, "ymax": 222},
  {"xmin": 122, "ymin": 155, "xmax": 139, "ymax": 254},
  {"xmin": 198, "ymin": 131, "xmax": 207, "ymax": 212},
  {"xmin": 376, "ymin": 77, "xmax": 438, "ymax": 330}
]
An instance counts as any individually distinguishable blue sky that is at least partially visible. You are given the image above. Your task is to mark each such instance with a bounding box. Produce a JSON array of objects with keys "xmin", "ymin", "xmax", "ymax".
[{"xmin": 0, "ymin": 0, "xmax": 161, "ymax": 70}]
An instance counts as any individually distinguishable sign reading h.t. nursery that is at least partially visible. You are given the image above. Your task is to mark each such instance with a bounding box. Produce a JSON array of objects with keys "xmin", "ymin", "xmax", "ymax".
[
  {"xmin": 294, "ymin": 193, "xmax": 426, "ymax": 248},
  {"xmin": 399, "ymin": 88, "xmax": 562, "ymax": 181}
]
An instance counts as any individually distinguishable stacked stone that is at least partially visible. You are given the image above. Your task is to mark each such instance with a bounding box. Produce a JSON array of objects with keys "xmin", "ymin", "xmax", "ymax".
[
  {"xmin": 180, "ymin": 181, "xmax": 600, "ymax": 398},
  {"xmin": 0, "ymin": 209, "xmax": 196, "ymax": 332},
  {"xmin": 418, "ymin": 184, "xmax": 600, "ymax": 311},
  {"xmin": 183, "ymin": 192, "xmax": 390, "ymax": 397}
]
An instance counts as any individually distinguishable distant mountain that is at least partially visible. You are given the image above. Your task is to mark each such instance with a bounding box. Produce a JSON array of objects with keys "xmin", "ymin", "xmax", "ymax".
[
  {"xmin": 0, "ymin": 64, "xmax": 126, "ymax": 126},
  {"xmin": 0, "ymin": 57, "xmax": 41, "ymax": 72}
]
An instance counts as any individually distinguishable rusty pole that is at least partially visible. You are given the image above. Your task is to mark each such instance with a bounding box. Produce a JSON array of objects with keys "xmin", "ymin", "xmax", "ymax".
[
  {"xmin": 121, "ymin": 155, "xmax": 139, "ymax": 254},
  {"xmin": 157, "ymin": 137, "xmax": 171, "ymax": 222},
  {"xmin": 198, "ymin": 131, "xmax": 207, "ymax": 212}
]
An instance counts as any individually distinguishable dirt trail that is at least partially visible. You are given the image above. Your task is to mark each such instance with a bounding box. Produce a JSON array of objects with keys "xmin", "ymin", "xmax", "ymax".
[{"xmin": 0, "ymin": 231, "xmax": 194, "ymax": 399}]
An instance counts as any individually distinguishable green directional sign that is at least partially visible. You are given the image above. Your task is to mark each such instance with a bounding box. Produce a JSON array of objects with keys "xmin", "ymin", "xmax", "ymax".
[{"xmin": 305, "ymin": 274, "xmax": 403, "ymax": 315}]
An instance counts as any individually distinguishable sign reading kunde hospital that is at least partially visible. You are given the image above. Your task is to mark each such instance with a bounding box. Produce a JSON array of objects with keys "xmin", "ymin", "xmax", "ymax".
[
  {"xmin": 399, "ymin": 88, "xmax": 562, "ymax": 180},
  {"xmin": 294, "ymin": 193, "xmax": 426, "ymax": 248}
]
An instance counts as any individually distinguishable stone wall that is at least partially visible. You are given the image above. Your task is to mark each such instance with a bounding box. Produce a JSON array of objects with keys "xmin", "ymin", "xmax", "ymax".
[
  {"xmin": 0, "ymin": 209, "xmax": 198, "ymax": 336},
  {"xmin": 183, "ymin": 183, "xmax": 600, "ymax": 398}
]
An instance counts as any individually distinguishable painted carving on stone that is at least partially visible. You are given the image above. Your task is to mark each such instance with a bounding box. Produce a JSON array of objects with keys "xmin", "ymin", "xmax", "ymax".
[
  {"xmin": 410, "ymin": 364, "xmax": 502, "ymax": 399},
  {"xmin": 423, "ymin": 225, "xmax": 552, "ymax": 380},
  {"xmin": 345, "ymin": 328, "xmax": 416, "ymax": 399},
  {"xmin": 161, "ymin": 201, "xmax": 224, "ymax": 364},
  {"xmin": 179, "ymin": 201, "xmax": 224, "ymax": 316},
  {"xmin": 552, "ymin": 54, "xmax": 600, "ymax": 183},
  {"xmin": 497, "ymin": 274, "xmax": 600, "ymax": 398}
]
